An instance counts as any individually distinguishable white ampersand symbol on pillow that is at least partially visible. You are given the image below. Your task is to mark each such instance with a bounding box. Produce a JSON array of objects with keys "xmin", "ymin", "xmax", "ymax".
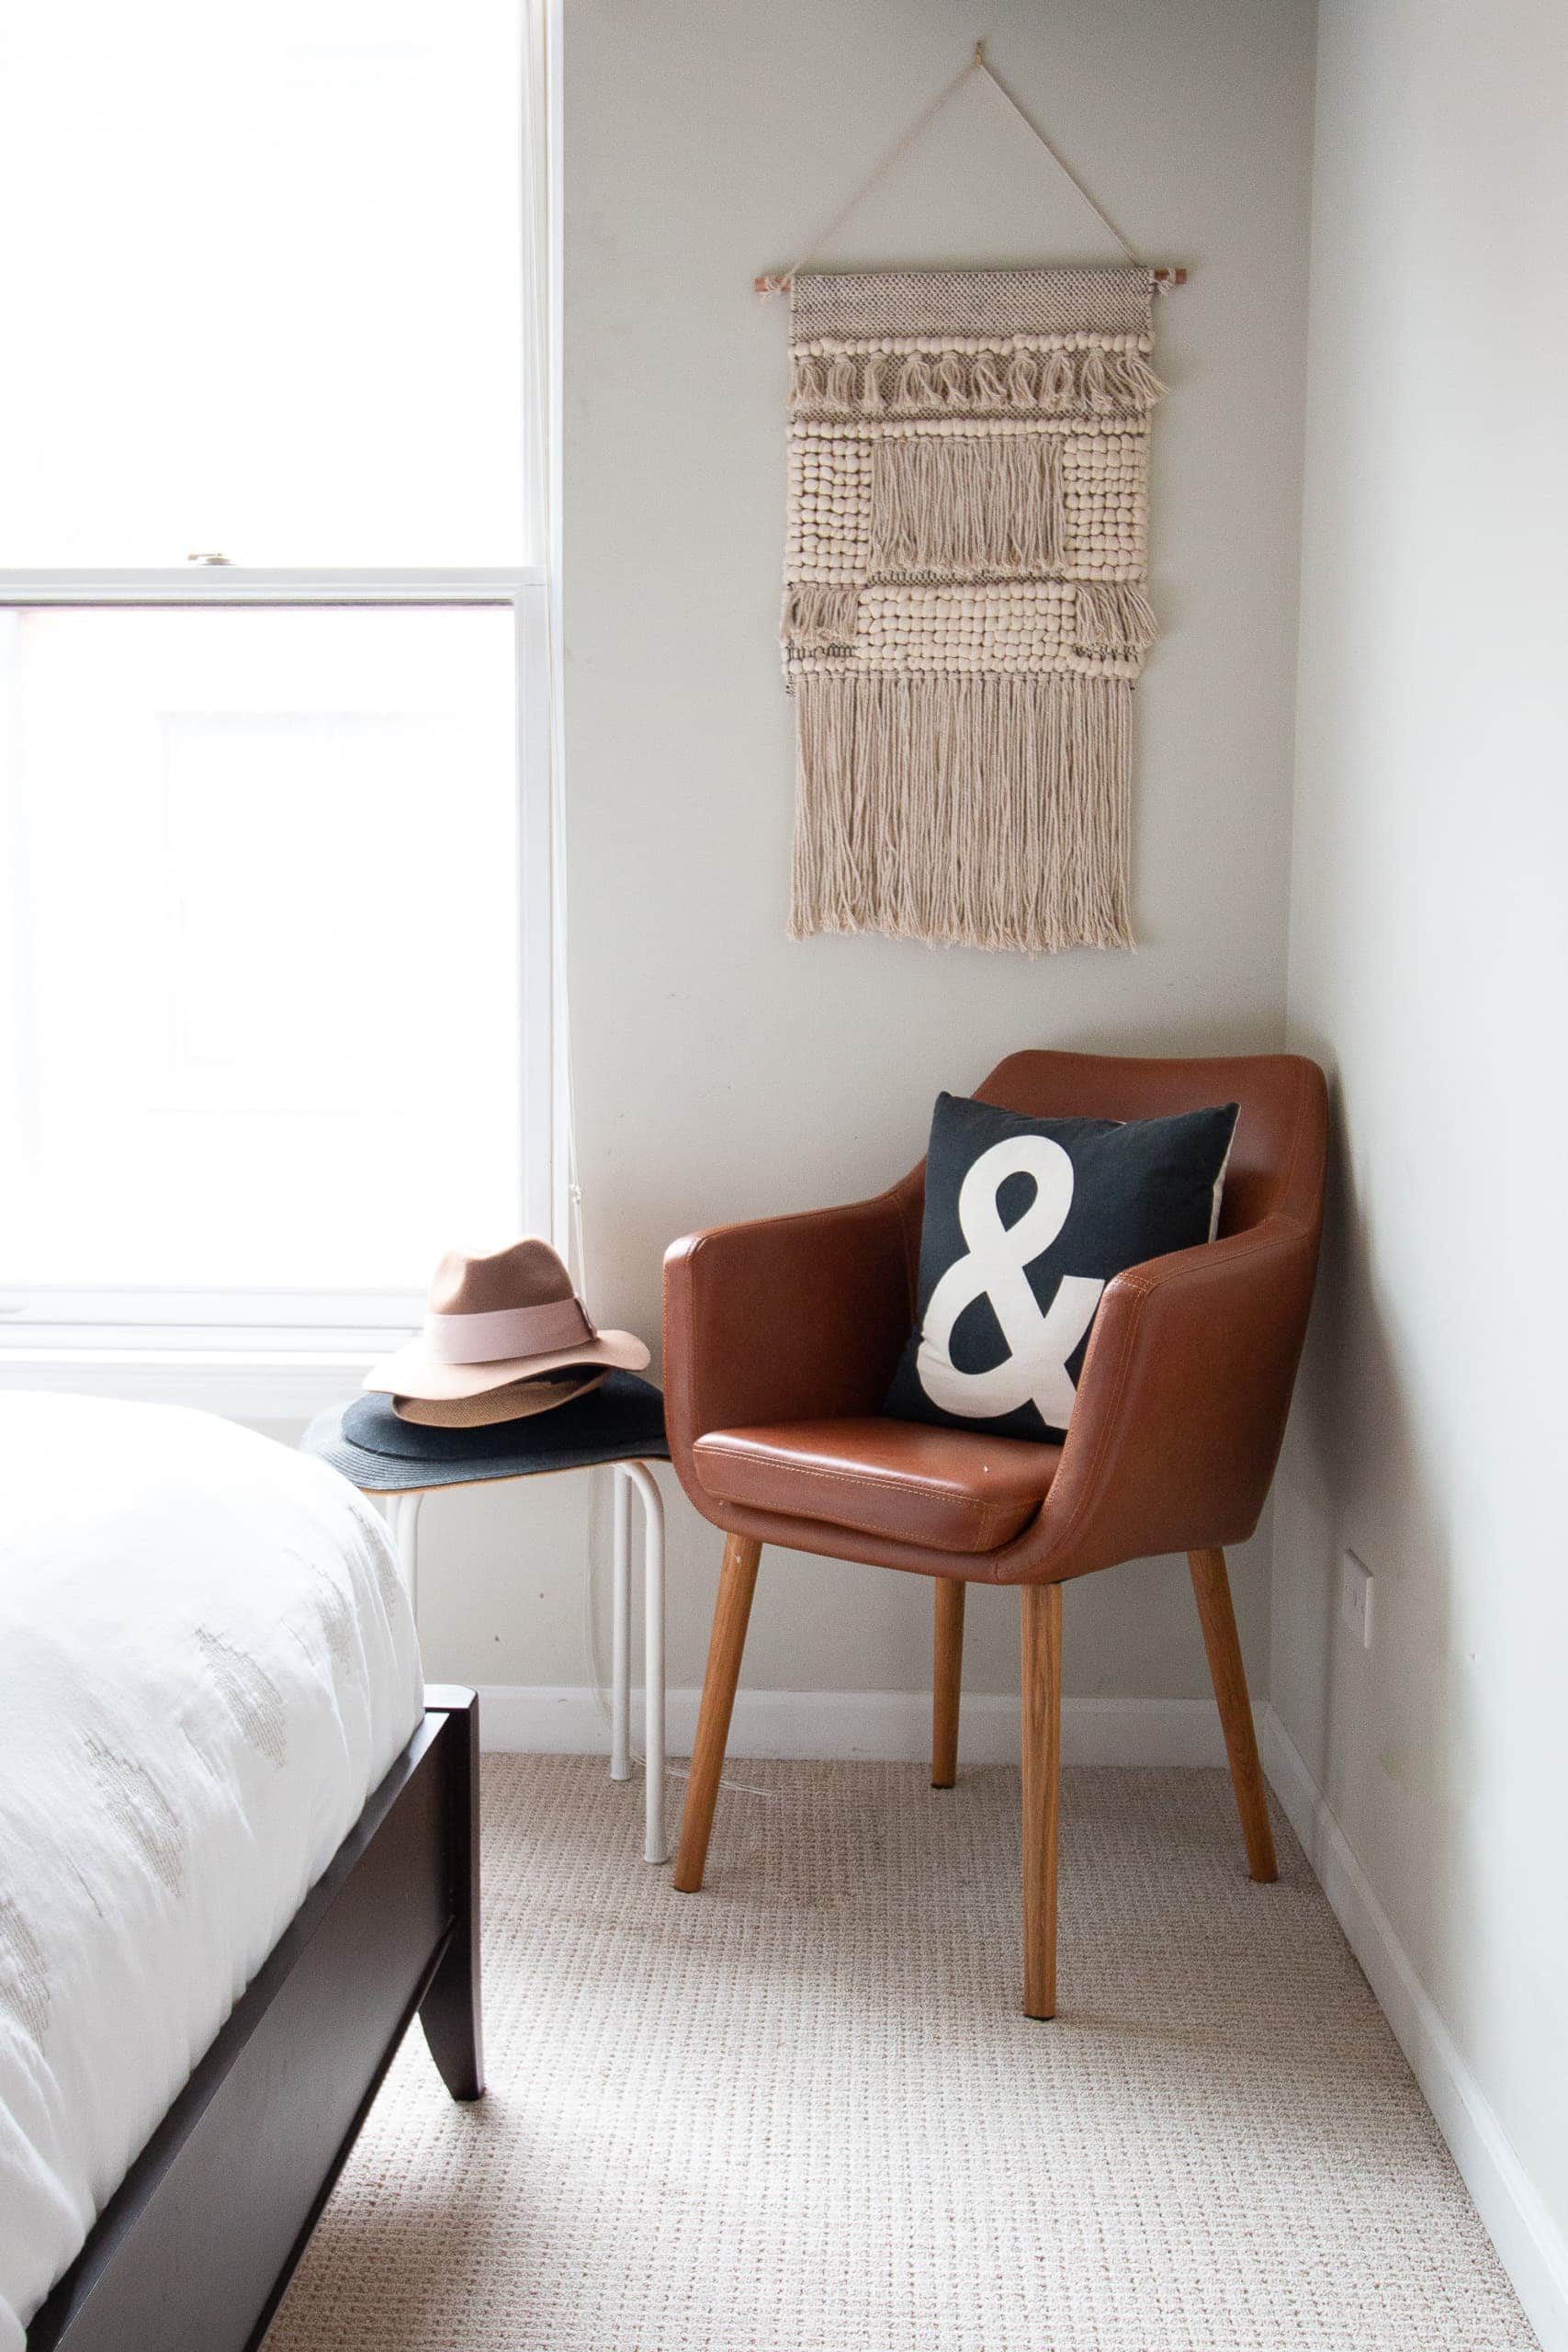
[{"xmin": 916, "ymin": 1136, "xmax": 1104, "ymax": 1430}]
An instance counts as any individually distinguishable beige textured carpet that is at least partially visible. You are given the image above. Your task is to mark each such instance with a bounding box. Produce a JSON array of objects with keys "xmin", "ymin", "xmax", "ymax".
[{"xmin": 266, "ymin": 1756, "xmax": 1534, "ymax": 2352}]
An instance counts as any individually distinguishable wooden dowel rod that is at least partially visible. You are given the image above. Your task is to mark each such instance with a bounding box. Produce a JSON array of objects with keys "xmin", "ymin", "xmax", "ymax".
[{"xmin": 754, "ymin": 266, "xmax": 1186, "ymax": 297}]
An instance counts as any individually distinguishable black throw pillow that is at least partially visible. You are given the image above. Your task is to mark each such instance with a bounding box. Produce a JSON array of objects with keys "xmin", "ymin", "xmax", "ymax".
[{"xmin": 884, "ymin": 1091, "xmax": 1240, "ymax": 1445}]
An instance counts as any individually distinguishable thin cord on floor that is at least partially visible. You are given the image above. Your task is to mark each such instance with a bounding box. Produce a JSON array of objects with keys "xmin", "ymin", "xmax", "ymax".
[
  {"xmin": 568, "ymin": 1038, "xmax": 774, "ymax": 1799},
  {"xmin": 580, "ymin": 1482, "xmax": 779, "ymax": 1802}
]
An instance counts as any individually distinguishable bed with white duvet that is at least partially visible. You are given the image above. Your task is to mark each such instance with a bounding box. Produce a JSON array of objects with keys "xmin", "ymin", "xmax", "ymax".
[{"xmin": 0, "ymin": 1394, "xmax": 423, "ymax": 2352}]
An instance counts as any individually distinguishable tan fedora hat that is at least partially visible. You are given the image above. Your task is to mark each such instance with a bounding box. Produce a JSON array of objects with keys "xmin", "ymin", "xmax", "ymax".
[
  {"xmin": 391, "ymin": 1368, "xmax": 607, "ymax": 1430},
  {"xmin": 365, "ymin": 1238, "xmax": 649, "ymax": 1408}
]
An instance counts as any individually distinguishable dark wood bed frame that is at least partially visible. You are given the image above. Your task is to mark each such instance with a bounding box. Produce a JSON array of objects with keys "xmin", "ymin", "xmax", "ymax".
[{"xmin": 26, "ymin": 1685, "xmax": 482, "ymax": 2352}]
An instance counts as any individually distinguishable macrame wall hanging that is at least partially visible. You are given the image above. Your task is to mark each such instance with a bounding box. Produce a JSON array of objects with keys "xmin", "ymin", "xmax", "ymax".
[{"xmin": 759, "ymin": 47, "xmax": 1181, "ymax": 956}]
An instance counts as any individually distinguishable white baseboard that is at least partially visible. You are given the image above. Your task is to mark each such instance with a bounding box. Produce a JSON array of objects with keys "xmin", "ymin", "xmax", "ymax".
[
  {"xmin": 476, "ymin": 1682, "xmax": 1252, "ymax": 1767},
  {"xmin": 1261, "ymin": 1707, "xmax": 1568, "ymax": 2352}
]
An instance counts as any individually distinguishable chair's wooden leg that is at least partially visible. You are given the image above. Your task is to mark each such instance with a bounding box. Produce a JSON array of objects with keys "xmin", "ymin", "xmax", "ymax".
[
  {"xmin": 931, "ymin": 1578, "xmax": 966, "ymax": 1788},
  {"xmin": 672, "ymin": 1534, "xmax": 761, "ymax": 1893},
  {"xmin": 1188, "ymin": 1547, "xmax": 1278, "ymax": 1883},
  {"xmin": 1020, "ymin": 1582, "xmax": 1063, "ymax": 2020}
]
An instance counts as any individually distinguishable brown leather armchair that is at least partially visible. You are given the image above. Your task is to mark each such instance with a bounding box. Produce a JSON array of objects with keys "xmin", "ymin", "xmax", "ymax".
[{"xmin": 663, "ymin": 1048, "xmax": 1328, "ymax": 2018}]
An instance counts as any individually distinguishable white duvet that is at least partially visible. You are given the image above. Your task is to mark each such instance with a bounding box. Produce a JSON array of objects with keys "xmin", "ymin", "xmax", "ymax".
[{"xmin": 0, "ymin": 1395, "xmax": 422, "ymax": 2351}]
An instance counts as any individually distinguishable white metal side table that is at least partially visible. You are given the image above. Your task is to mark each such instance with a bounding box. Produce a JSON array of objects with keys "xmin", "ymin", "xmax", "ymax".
[{"xmin": 302, "ymin": 1373, "xmax": 670, "ymax": 1863}]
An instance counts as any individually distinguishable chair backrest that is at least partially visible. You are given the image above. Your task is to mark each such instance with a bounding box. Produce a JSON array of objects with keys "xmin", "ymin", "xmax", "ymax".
[{"xmin": 891, "ymin": 1047, "xmax": 1326, "ymax": 1274}]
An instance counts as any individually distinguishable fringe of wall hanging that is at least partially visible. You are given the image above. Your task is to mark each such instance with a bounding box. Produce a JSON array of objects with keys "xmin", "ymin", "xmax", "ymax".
[{"xmin": 781, "ymin": 264, "xmax": 1162, "ymax": 954}]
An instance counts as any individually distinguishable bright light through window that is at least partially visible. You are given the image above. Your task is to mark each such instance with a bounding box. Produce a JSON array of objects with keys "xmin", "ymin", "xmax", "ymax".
[
  {"xmin": 0, "ymin": 2, "xmax": 545, "ymax": 1349},
  {"xmin": 0, "ymin": 606, "xmax": 523, "ymax": 1297},
  {"xmin": 0, "ymin": 0, "xmax": 526, "ymax": 566}
]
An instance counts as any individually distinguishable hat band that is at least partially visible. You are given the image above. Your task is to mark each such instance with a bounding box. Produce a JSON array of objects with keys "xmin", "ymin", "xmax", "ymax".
[{"xmin": 423, "ymin": 1297, "xmax": 594, "ymax": 1365}]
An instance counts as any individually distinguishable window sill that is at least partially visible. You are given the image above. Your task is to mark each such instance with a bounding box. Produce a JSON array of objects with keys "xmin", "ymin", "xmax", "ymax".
[{"xmin": 0, "ymin": 1347, "xmax": 372, "ymax": 1424}]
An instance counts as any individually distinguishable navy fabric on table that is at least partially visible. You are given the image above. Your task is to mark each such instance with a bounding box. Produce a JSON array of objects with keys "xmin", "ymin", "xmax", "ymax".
[{"xmin": 303, "ymin": 1369, "xmax": 668, "ymax": 1491}]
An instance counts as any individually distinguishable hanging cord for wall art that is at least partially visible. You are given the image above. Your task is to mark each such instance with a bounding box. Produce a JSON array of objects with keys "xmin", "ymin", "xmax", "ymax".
[
  {"xmin": 972, "ymin": 44, "xmax": 1143, "ymax": 266},
  {"xmin": 754, "ymin": 40, "xmax": 1185, "ymax": 296}
]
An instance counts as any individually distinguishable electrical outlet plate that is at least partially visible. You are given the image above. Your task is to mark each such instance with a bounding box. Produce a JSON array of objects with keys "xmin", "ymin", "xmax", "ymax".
[{"xmin": 1340, "ymin": 1549, "xmax": 1374, "ymax": 1649}]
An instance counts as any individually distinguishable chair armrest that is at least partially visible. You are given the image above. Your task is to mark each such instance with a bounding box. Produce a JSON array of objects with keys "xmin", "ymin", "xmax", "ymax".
[
  {"xmin": 1030, "ymin": 1213, "xmax": 1322, "ymax": 1583},
  {"xmin": 662, "ymin": 1193, "xmax": 914, "ymax": 1476}
]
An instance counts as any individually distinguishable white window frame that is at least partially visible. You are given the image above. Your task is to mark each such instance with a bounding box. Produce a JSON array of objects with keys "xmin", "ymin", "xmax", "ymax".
[{"xmin": 0, "ymin": 4, "xmax": 564, "ymax": 1419}]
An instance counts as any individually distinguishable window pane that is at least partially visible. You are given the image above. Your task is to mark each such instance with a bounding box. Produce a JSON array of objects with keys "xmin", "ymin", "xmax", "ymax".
[
  {"xmin": 0, "ymin": 606, "xmax": 521, "ymax": 1293},
  {"xmin": 0, "ymin": 2, "xmax": 525, "ymax": 566}
]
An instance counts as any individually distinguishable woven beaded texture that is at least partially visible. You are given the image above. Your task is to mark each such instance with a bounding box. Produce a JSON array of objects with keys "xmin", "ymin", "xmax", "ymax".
[{"xmin": 783, "ymin": 266, "xmax": 1162, "ymax": 954}]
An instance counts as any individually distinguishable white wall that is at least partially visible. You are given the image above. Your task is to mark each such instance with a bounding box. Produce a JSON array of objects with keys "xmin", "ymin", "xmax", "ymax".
[
  {"xmin": 1278, "ymin": 0, "xmax": 1568, "ymax": 2315},
  {"xmin": 416, "ymin": 0, "xmax": 1317, "ymax": 1728}
]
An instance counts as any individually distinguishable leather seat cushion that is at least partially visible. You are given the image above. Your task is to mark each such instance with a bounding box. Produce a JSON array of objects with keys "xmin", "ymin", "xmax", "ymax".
[{"xmin": 692, "ymin": 1417, "xmax": 1061, "ymax": 1555}]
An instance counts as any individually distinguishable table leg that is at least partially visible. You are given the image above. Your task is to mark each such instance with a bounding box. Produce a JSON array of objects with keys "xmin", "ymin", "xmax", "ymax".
[
  {"xmin": 618, "ymin": 1460, "xmax": 667, "ymax": 1864},
  {"xmin": 610, "ymin": 1467, "xmax": 632, "ymax": 1783},
  {"xmin": 384, "ymin": 1491, "xmax": 423, "ymax": 1623}
]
